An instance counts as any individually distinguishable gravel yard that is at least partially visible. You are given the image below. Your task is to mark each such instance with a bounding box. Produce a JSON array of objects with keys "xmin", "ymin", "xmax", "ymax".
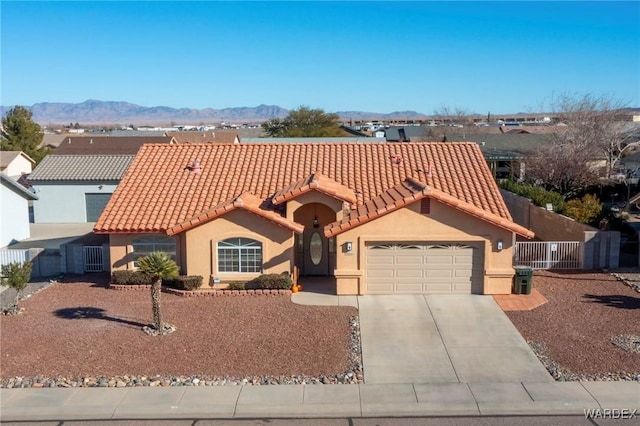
[
  {"xmin": 506, "ymin": 271, "xmax": 640, "ymax": 381},
  {"xmin": 0, "ymin": 275, "xmax": 360, "ymax": 387}
]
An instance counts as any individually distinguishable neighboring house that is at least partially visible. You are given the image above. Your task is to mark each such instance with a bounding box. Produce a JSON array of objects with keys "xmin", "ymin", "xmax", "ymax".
[
  {"xmin": 28, "ymin": 155, "xmax": 134, "ymax": 223},
  {"xmin": 94, "ymin": 142, "xmax": 533, "ymax": 295},
  {"xmin": 241, "ymin": 137, "xmax": 386, "ymax": 143},
  {"xmin": 53, "ymin": 136, "xmax": 175, "ymax": 155},
  {"xmin": 445, "ymin": 133, "xmax": 554, "ymax": 181},
  {"xmin": 167, "ymin": 131, "xmax": 240, "ymax": 144},
  {"xmin": 1, "ymin": 174, "xmax": 38, "ymax": 247},
  {"xmin": 0, "ymin": 151, "xmax": 35, "ymax": 178},
  {"xmin": 26, "ymin": 135, "xmax": 175, "ymax": 223}
]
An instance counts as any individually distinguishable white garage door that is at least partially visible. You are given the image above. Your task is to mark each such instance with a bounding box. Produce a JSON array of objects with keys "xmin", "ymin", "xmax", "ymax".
[{"xmin": 366, "ymin": 243, "xmax": 483, "ymax": 294}]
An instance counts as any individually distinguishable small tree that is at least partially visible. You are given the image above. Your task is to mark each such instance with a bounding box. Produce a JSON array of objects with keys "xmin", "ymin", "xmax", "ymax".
[
  {"xmin": 262, "ymin": 106, "xmax": 343, "ymax": 137},
  {"xmin": 137, "ymin": 252, "xmax": 179, "ymax": 335},
  {"xmin": 1, "ymin": 261, "xmax": 32, "ymax": 312}
]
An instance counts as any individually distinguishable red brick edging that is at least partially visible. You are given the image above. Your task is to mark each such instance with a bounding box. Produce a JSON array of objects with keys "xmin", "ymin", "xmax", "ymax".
[{"xmin": 108, "ymin": 284, "xmax": 292, "ymax": 297}]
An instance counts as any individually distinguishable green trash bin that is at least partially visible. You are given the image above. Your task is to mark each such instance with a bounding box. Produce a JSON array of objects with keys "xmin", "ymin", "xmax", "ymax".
[{"xmin": 513, "ymin": 266, "xmax": 533, "ymax": 295}]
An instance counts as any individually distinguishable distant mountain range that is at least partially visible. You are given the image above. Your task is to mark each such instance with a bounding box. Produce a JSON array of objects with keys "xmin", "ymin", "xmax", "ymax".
[{"xmin": 0, "ymin": 100, "xmax": 430, "ymax": 125}]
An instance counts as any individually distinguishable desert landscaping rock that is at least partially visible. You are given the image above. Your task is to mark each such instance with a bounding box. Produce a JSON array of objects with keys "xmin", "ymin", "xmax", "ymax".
[
  {"xmin": 611, "ymin": 334, "xmax": 640, "ymax": 354},
  {"xmin": 0, "ymin": 277, "xmax": 362, "ymax": 388},
  {"xmin": 509, "ymin": 271, "xmax": 640, "ymax": 382}
]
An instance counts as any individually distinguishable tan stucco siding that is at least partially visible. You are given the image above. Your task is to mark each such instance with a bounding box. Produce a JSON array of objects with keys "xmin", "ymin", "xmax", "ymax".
[
  {"xmin": 184, "ymin": 209, "xmax": 295, "ymax": 286},
  {"xmin": 333, "ymin": 200, "xmax": 515, "ymax": 295}
]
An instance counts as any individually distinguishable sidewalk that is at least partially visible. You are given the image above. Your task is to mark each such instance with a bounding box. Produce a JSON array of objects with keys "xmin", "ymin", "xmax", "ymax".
[{"xmin": 1, "ymin": 381, "xmax": 639, "ymax": 421}]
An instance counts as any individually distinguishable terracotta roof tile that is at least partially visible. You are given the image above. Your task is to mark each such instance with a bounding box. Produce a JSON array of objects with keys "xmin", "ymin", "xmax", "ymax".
[
  {"xmin": 324, "ymin": 178, "xmax": 534, "ymax": 239},
  {"xmin": 95, "ymin": 143, "xmax": 521, "ymax": 235},
  {"xmin": 166, "ymin": 192, "xmax": 303, "ymax": 235},
  {"xmin": 272, "ymin": 172, "xmax": 357, "ymax": 205}
]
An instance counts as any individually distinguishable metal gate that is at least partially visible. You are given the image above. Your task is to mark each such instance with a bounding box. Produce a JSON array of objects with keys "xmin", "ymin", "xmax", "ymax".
[
  {"xmin": 514, "ymin": 241, "xmax": 583, "ymax": 270},
  {"xmin": 83, "ymin": 246, "xmax": 103, "ymax": 272}
]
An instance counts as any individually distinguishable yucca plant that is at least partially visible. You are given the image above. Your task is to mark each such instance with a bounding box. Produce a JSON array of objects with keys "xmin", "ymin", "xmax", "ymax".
[{"xmin": 137, "ymin": 252, "xmax": 179, "ymax": 335}]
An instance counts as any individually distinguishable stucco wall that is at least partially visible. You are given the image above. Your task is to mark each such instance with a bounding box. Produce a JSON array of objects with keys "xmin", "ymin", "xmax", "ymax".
[
  {"xmin": 185, "ymin": 209, "xmax": 295, "ymax": 286},
  {"xmin": 0, "ymin": 184, "xmax": 31, "ymax": 247},
  {"xmin": 31, "ymin": 182, "xmax": 117, "ymax": 223},
  {"xmin": 501, "ymin": 189, "xmax": 620, "ymax": 268},
  {"xmin": 333, "ymin": 200, "xmax": 515, "ymax": 295}
]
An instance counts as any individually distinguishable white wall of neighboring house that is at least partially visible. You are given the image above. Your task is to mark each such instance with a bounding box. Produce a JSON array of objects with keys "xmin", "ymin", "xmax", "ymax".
[
  {"xmin": 0, "ymin": 183, "xmax": 32, "ymax": 247},
  {"xmin": 2, "ymin": 154, "xmax": 33, "ymax": 178},
  {"xmin": 31, "ymin": 182, "xmax": 118, "ymax": 223}
]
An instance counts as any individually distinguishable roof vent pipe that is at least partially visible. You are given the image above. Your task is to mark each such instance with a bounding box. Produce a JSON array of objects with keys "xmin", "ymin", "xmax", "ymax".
[{"xmin": 188, "ymin": 159, "xmax": 202, "ymax": 174}]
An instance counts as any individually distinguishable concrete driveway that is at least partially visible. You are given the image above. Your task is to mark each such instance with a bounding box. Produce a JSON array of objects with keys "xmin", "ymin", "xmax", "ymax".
[{"xmin": 358, "ymin": 295, "xmax": 553, "ymax": 384}]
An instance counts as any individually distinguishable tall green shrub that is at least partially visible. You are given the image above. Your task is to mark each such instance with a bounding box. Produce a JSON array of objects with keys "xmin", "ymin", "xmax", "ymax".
[{"xmin": 500, "ymin": 180, "xmax": 565, "ymax": 213}]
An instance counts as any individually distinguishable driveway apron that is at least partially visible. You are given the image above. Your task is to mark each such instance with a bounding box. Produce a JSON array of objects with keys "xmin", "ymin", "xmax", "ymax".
[{"xmin": 358, "ymin": 295, "xmax": 553, "ymax": 384}]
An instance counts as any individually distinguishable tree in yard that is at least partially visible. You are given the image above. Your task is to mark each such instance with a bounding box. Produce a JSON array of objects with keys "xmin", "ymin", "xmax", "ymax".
[
  {"xmin": 261, "ymin": 106, "xmax": 344, "ymax": 137},
  {"xmin": 1, "ymin": 106, "xmax": 50, "ymax": 164},
  {"xmin": 137, "ymin": 252, "xmax": 179, "ymax": 336},
  {"xmin": 548, "ymin": 93, "xmax": 630, "ymax": 180},
  {"xmin": 524, "ymin": 133, "xmax": 603, "ymax": 196},
  {"xmin": 523, "ymin": 93, "xmax": 630, "ymax": 196},
  {"xmin": 1, "ymin": 261, "xmax": 32, "ymax": 314}
]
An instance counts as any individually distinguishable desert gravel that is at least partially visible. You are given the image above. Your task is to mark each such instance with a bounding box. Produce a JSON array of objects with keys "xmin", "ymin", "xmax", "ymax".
[
  {"xmin": 1, "ymin": 276, "xmax": 358, "ymax": 385},
  {"xmin": 507, "ymin": 271, "xmax": 640, "ymax": 380}
]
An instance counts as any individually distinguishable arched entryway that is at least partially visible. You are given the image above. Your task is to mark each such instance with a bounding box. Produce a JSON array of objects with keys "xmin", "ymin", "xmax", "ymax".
[{"xmin": 293, "ymin": 203, "xmax": 336, "ymax": 276}]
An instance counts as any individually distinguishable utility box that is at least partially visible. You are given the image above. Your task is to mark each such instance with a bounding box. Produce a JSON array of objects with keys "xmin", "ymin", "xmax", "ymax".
[{"xmin": 513, "ymin": 266, "xmax": 533, "ymax": 294}]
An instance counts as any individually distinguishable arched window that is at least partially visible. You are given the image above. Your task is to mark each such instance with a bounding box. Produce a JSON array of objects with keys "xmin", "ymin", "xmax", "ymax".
[
  {"xmin": 132, "ymin": 235, "xmax": 176, "ymax": 267},
  {"xmin": 217, "ymin": 238, "xmax": 262, "ymax": 273}
]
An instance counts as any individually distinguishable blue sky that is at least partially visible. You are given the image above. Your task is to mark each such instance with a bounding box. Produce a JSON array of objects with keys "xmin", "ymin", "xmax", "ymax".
[{"xmin": 2, "ymin": 1, "xmax": 639, "ymax": 114}]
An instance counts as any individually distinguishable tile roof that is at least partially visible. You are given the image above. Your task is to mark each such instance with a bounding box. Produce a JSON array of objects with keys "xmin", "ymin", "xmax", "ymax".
[
  {"xmin": 53, "ymin": 136, "xmax": 174, "ymax": 155},
  {"xmin": 167, "ymin": 131, "xmax": 239, "ymax": 144},
  {"xmin": 0, "ymin": 151, "xmax": 35, "ymax": 168},
  {"xmin": 28, "ymin": 155, "xmax": 135, "ymax": 181},
  {"xmin": 94, "ymin": 143, "xmax": 519, "ymax": 235},
  {"xmin": 324, "ymin": 178, "xmax": 534, "ymax": 238},
  {"xmin": 272, "ymin": 172, "xmax": 358, "ymax": 205},
  {"xmin": 167, "ymin": 192, "xmax": 303, "ymax": 236}
]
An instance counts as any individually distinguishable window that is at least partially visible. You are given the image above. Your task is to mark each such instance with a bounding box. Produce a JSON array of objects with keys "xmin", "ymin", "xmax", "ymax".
[
  {"xmin": 132, "ymin": 235, "xmax": 176, "ymax": 267},
  {"xmin": 85, "ymin": 193, "xmax": 112, "ymax": 222},
  {"xmin": 217, "ymin": 238, "xmax": 262, "ymax": 273}
]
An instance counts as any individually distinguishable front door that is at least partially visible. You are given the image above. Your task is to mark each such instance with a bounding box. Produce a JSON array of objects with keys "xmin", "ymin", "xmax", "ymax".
[{"xmin": 303, "ymin": 229, "xmax": 329, "ymax": 275}]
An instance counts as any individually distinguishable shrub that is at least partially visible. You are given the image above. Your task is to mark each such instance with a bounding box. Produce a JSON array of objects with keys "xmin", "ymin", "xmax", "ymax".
[
  {"xmin": 247, "ymin": 272, "xmax": 292, "ymax": 290},
  {"xmin": 1, "ymin": 261, "xmax": 32, "ymax": 308},
  {"xmin": 226, "ymin": 281, "xmax": 246, "ymax": 290},
  {"xmin": 563, "ymin": 194, "xmax": 603, "ymax": 225},
  {"xmin": 111, "ymin": 270, "xmax": 154, "ymax": 285},
  {"xmin": 500, "ymin": 180, "xmax": 565, "ymax": 213},
  {"xmin": 163, "ymin": 275, "xmax": 203, "ymax": 291}
]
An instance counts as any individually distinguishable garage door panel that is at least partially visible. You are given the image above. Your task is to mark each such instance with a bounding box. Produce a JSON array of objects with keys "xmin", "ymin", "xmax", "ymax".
[
  {"xmin": 367, "ymin": 283, "xmax": 395, "ymax": 293},
  {"xmin": 367, "ymin": 269, "xmax": 395, "ymax": 279},
  {"xmin": 396, "ymin": 282, "xmax": 424, "ymax": 292},
  {"xmin": 366, "ymin": 242, "xmax": 483, "ymax": 295},
  {"xmin": 396, "ymin": 269, "xmax": 423, "ymax": 278},
  {"xmin": 426, "ymin": 270, "xmax": 453, "ymax": 278},
  {"xmin": 396, "ymin": 255, "xmax": 424, "ymax": 265}
]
